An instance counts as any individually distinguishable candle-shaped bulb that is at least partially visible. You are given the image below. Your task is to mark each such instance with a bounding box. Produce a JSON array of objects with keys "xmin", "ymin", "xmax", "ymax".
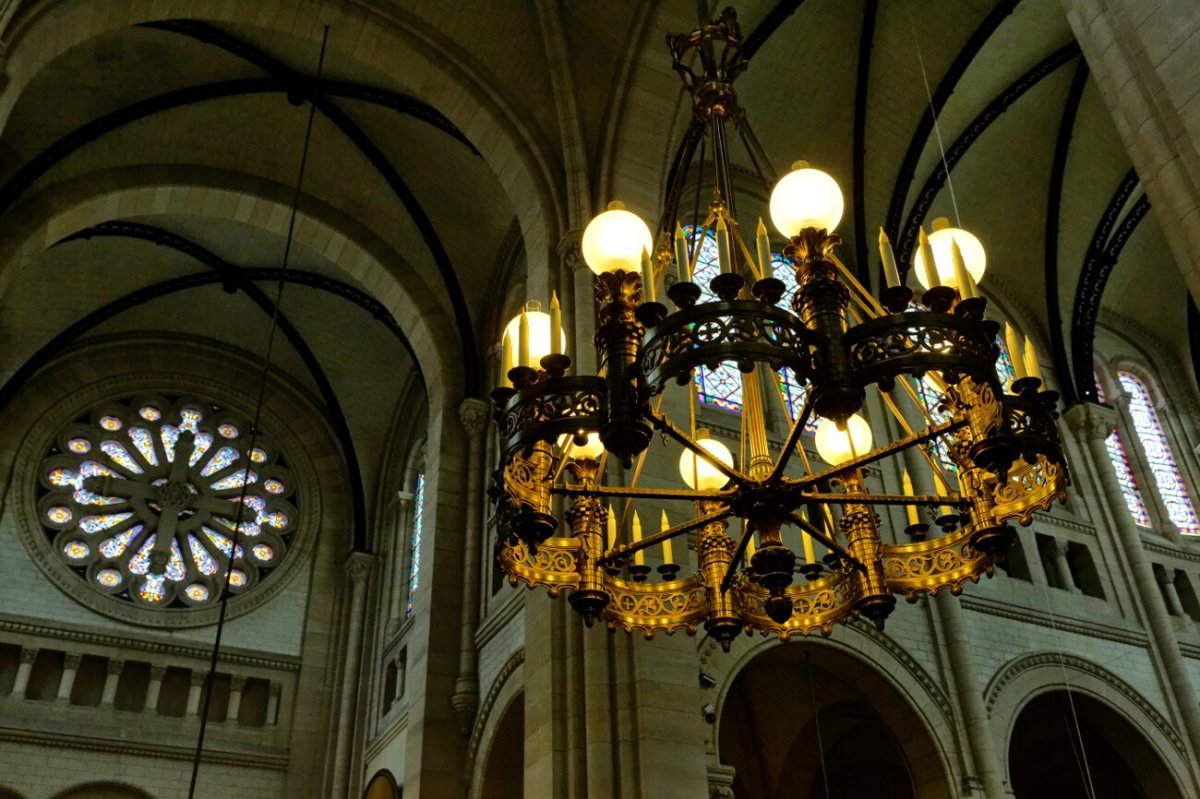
[
  {"xmin": 716, "ymin": 216, "xmax": 732, "ymax": 275},
  {"xmin": 902, "ymin": 470, "xmax": 920, "ymax": 526},
  {"xmin": 674, "ymin": 222, "xmax": 691, "ymax": 282},
  {"xmin": 501, "ymin": 331, "xmax": 514, "ymax": 384},
  {"xmin": 660, "ymin": 510, "xmax": 673, "ymax": 566},
  {"xmin": 641, "ymin": 247, "xmax": 656, "ymax": 302},
  {"xmin": 1024, "ymin": 336, "xmax": 1042, "ymax": 382},
  {"xmin": 632, "ymin": 510, "xmax": 644, "ymax": 566},
  {"xmin": 549, "ymin": 291, "xmax": 563, "ymax": 357},
  {"xmin": 755, "ymin": 217, "xmax": 772, "ymax": 279},
  {"xmin": 746, "ymin": 529, "xmax": 757, "ymax": 558},
  {"xmin": 1005, "ymin": 322, "xmax": 1028, "ymax": 382},
  {"xmin": 933, "ymin": 472, "xmax": 954, "ymax": 519},
  {"xmin": 918, "ymin": 227, "xmax": 940, "ymax": 288},
  {"xmin": 950, "ymin": 237, "xmax": 973, "ymax": 298},
  {"xmin": 518, "ymin": 309, "xmax": 531, "ymax": 367},
  {"xmin": 800, "ymin": 510, "xmax": 816, "ymax": 564},
  {"xmin": 606, "ymin": 504, "xmax": 617, "ymax": 550},
  {"xmin": 879, "ymin": 227, "xmax": 901, "ymax": 289}
]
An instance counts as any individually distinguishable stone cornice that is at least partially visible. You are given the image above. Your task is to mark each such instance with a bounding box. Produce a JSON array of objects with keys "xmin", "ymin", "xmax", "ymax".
[
  {"xmin": 959, "ymin": 596, "xmax": 1148, "ymax": 647},
  {"xmin": 0, "ymin": 725, "xmax": 290, "ymax": 769},
  {"xmin": 476, "ymin": 588, "xmax": 525, "ymax": 650},
  {"xmin": 0, "ymin": 613, "xmax": 302, "ymax": 671}
]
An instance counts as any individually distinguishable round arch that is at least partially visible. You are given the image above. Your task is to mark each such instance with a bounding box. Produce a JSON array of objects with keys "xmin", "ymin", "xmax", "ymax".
[
  {"xmin": 986, "ymin": 652, "xmax": 1192, "ymax": 796},
  {"xmin": 467, "ymin": 650, "xmax": 525, "ymax": 799},
  {"xmin": 712, "ymin": 633, "xmax": 956, "ymax": 799},
  {"xmin": 51, "ymin": 784, "xmax": 153, "ymax": 799},
  {"xmin": 0, "ymin": 0, "xmax": 561, "ymax": 284},
  {"xmin": 363, "ymin": 769, "xmax": 401, "ymax": 799},
  {"xmin": 0, "ymin": 167, "xmax": 457, "ymax": 410}
]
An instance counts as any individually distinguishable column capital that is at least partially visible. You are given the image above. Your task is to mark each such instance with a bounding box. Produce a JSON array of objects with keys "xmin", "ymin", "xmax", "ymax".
[
  {"xmin": 1154, "ymin": 563, "xmax": 1175, "ymax": 585},
  {"xmin": 18, "ymin": 648, "xmax": 38, "ymax": 665},
  {"xmin": 557, "ymin": 229, "xmax": 585, "ymax": 272},
  {"xmin": 191, "ymin": 670, "xmax": 208, "ymax": 687},
  {"xmin": 149, "ymin": 665, "xmax": 168, "ymax": 681},
  {"xmin": 1064, "ymin": 402, "xmax": 1118, "ymax": 441},
  {"xmin": 106, "ymin": 658, "xmax": 124, "ymax": 676},
  {"xmin": 345, "ymin": 550, "xmax": 378, "ymax": 584},
  {"xmin": 230, "ymin": 675, "xmax": 247, "ymax": 691},
  {"xmin": 63, "ymin": 654, "xmax": 83, "ymax": 671},
  {"xmin": 458, "ymin": 397, "xmax": 490, "ymax": 437}
]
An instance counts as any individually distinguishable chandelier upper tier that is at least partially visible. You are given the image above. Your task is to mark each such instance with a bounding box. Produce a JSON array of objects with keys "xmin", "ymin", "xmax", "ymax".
[{"xmin": 488, "ymin": 8, "xmax": 1069, "ymax": 650}]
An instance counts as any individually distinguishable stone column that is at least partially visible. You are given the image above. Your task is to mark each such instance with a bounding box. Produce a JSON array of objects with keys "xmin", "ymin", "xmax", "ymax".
[
  {"xmin": 1156, "ymin": 565, "xmax": 1186, "ymax": 617},
  {"xmin": 100, "ymin": 659, "xmax": 122, "ymax": 706},
  {"xmin": 331, "ymin": 551, "xmax": 376, "ymax": 799},
  {"xmin": 452, "ymin": 397, "xmax": 490, "ymax": 733},
  {"xmin": 187, "ymin": 671, "xmax": 205, "ymax": 716},
  {"xmin": 12, "ymin": 648, "xmax": 36, "ymax": 697},
  {"xmin": 561, "ymin": 231, "xmax": 597, "ymax": 374},
  {"xmin": 387, "ymin": 491, "xmax": 415, "ymax": 635},
  {"xmin": 1046, "ymin": 538, "xmax": 1079, "ymax": 592},
  {"xmin": 267, "ymin": 683, "xmax": 281, "ymax": 726},
  {"xmin": 56, "ymin": 654, "xmax": 82, "ymax": 702},
  {"xmin": 145, "ymin": 665, "xmax": 166, "ymax": 714},
  {"xmin": 1067, "ymin": 403, "xmax": 1200, "ymax": 777},
  {"xmin": 226, "ymin": 675, "xmax": 246, "ymax": 725}
]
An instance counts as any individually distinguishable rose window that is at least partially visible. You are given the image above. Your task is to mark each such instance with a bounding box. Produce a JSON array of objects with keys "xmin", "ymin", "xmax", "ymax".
[{"xmin": 37, "ymin": 396, "xmax": 298, "ymax": 608}]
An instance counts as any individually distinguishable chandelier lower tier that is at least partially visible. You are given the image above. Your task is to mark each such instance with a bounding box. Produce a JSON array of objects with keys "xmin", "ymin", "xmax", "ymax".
[{"xmin": 487, "ymin": 8, "xmax": 1069, "ymax": 650}]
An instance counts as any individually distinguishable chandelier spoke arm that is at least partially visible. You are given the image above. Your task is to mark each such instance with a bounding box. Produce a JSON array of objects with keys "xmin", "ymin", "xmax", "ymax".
[
  {"xmin": 798, "ymin": 491, "xmax": 963, "ymax": 508},
  {"xmin": 767, "ymin": 394, "xmax": 816, "ymax": 484},
  {"xmin": 786, "ymin": 512, "xmax": 867, "ymax": 574},
  {"xmin": 795, "ymin": 416, "xmax": 966, "ymax": 487},
  {"xmin": 718, "ymin": 519, "xmax": 756, "ymax": 594},
  {"xmin": 555, "ymin": 485, "xmax": 728, "ymax": 502},
  {"xmin": 600, "ymin": 506, "xmax": 730, "ymax": 566},
  {"xmin": 648, "ymin": 409, "xmax": 749, "ymax": 486}
]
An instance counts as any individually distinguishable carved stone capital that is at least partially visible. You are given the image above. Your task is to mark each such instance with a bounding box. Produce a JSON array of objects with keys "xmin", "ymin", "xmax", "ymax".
[
  {"xmin": 18, "ymin": 648, "xmax": 38, "ymax": 665},
  {"xmin": 1154, "ymin": 563, "xmax": 1175, "ymax": 585},
  {"xmin": 191, "ymin": 671, "xmax": 208, "ymax": 687},
  {"xmin": 106, "ymin": 659, "xmax": 124, "ymax": 676},
  {"xmin": 557, "ymin": 230, "xmax": 585, "ymax": 272},
  {"xmin": 345, "ymin": 551, "xmax": 378, "ymax": 584},
  {"xmin": 63, "ymin": 654, "xmax": 83, "ymax": 671},
  {"xmin": 230, "ymin": 675, "xmax": 247, "ymax": 692},
  {"xmin": 458, "ymin": 397, "xmax": 490, "ymax": 437},
  {"xmin": 451, "ymin": 681, "xmax": 480, "ymax": 735},
  {"xmin": 707, "ymin": 763, "xmax": 737, "ymax": 798},
  {"xmin": 1063, "ymin": 402, "xmax": 1117, "ymax": 442},
  {"xmin": 150, "ymin": 665, "xmax": 168, "ymax": 681}
]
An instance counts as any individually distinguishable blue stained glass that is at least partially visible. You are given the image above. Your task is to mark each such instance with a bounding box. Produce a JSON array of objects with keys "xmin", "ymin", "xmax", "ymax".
[
  {"xmin": 100, "ymin": 440, "xmax": 143, "ymax": 474},
  {"xmin": 128, "ymin": 427, "xmax": 158, "ymax": 466},
  {"xmin": 128, "ymin": 534, "xmax": 156, "ymax": 574},
  {"xmin": 406, "ymin": 474, "xmax": 425, "ymax": 618},
  {"xmin": 210, "ymin": 468, "xmax": 257, "ymax": 490},
  {"xmin": 188, "ymin": 534, "xmax": 218, "ymax": 575},
  {"xmin": 100, "ymin": 524, "xmax": 144, "ymax": 558},
  {"xmin": 202, "ymin": 525, "xmax": 245, "ymax": 559},
  {"xmin": 179, "ymin": 407, "xmax": 202, "ymax": 433},
  {"xmin": 685, "ymin": 226, "xmax": 745, "ymax": 413},
  {"xmin": 200, "ymin": 446, "xmax": 239, "ymax": 477},
  {"xmin": 166, "ymin": 538, "xmax": 186, "ymax": 581},
  {"xmin": 770, "ymin": 254, "xmax": 817, "ymax": 433},
  {"xmin": 189, "ymin": 432, "xmax": 214, "ymax": 466},
  {"xmin": 1118, "ymin": 371, "xmax": 1200, "ymax": 535},
  {"xmin": 79, "ymin": 512, "xmax": 134, "ymax": 534}
]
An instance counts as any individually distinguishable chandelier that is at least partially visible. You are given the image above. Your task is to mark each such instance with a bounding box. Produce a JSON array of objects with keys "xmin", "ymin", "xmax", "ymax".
[{"xmin": 488, "ymin": 9, "xmax": 1068, "ymax": 650}]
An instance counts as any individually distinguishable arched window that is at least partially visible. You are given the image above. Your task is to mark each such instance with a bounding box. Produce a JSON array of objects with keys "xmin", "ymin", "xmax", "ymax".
[
  {"xmin": 687, "ymin": 226, "xmax": 744, "ymax": 413},
  {"xmin": 1095, "ymin": 378, "xmax": 1151, "ymax": 529},
  {"xmin": 405, "ymin": 472, "xmax": 426, "ymax": 617},
  {"xmin": 1117, "ymin": 371, "xmax": 1199, "ymax": 535}
]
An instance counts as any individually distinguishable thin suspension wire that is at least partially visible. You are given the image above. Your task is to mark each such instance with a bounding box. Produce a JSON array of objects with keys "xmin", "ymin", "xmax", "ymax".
[
  {"xmin": 187, "ymin": 27, "xmax": 329, "ymax": 798},
  {"xmin": 1038, "ymin": 579, "xmax": 1098, "ymax": 799},
  {"xmin": 907, "ymin": 9, "xmax": 961, "ymax": 228},
  {"xmin": 807, "ymin": 650, "xmax": 832, "ymax": 799}
]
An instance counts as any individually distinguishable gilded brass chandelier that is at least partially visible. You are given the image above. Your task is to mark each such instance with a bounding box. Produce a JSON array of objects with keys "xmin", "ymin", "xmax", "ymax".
[{"xmin": 488, "ymin": 8, "xmax": 1068, "ymax": 650}]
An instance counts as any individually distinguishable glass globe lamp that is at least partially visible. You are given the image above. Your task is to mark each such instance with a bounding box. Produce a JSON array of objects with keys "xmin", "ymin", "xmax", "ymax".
[
  {"xmin": 678, "ymin": 433, "xmax": 734, "ymax": 491},
  {"xmin": 814, "ymin": 414, "xmax": 873, "ymax": 466},
  {"xmin": 581, "ymin": 201, "xmax": 654, "ymax": 275},
  {"xmin": 913, "ymin": 218, "xmax": 987, "ymax": 289},
  {"xmin": 769, "ymin": 161, "xmax": 844, "ymax": 237},
  {"xmin": 565, "ymin": 432, "xmax": 604, "ymax": 460}
]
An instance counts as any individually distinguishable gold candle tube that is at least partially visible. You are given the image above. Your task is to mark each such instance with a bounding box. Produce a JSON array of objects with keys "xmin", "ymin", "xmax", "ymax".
[
  {"xmin": 963, "ymin": 267, "xmax": 980, "ymax": 300},
  {"xmin": 745, "ymin": 529, "xmax": 756, "ymax": 558},
  {"xmin": 755, "ymin": 217, "xmax": 772, "ymax": 278},
  {"xmin": 902, "ymin": 469, "xmax": 920, "ymax": 526},
  {"xmin": 799, "ymin": 511, "xmax": 816, "ymax": 564},
  {"xmin": 716, "ymin": 216, "xmax": 732, "ymax": 274},
  {"xmin": 632, "ymin": 510, "xmax": 644, "ymax": 566},
  {"xmin": 934, "ymin": 472, "xmax": 954, "ymax": 519},
  {"xmin": 675, "ymin": 222, "xmax": 691, "ymax": 282},
  {"xmin": 1024, "ymin": 336, "xmax": 1043, "ymax": 382},
  {"xmin": 918, "ymin": 227, "xmax": 940, "ymax": 288},
  {"xmin": 879, "ymin": 227, "xmax": 901, "ymax": 288},
  {"xmin": 606, "ymin": 504, "xmax": 617, "ymax": 550},
  {"xmin": 660, "ymin": 510, "xmax": 673, "ymax": 565},
  {"xmin": 518, "ymin": 309, "xmax": 531, "ymax": 367},
  {"xmin": 950, "ymin": 237, "xmax": 973, "ymax": 298},
  {"xmin": 1005, "ymin": 322, "xmax": 1028, "ymax": 381},
  {"xmin": 501, "ymin": 331, "xmax": 514, "ymax": 384},
  {"xmin": 641, "ymin": 247, "xmax": 656, "ymax": 302},
  {"xmin": 549, "ymin": 291, "xmax": 562, "ymax": 356}
]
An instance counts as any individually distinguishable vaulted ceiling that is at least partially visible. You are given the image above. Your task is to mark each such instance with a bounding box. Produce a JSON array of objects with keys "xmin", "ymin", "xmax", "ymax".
[{"xmin": 0, "ymin": 0, "xmax": 1189, "ymax": 543}]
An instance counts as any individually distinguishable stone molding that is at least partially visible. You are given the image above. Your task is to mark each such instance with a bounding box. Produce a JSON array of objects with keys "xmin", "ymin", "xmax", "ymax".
[
  {"xmin": 7, "ymin": 340, "xmax": 330, "ymax": 629},
  {"xmin": 848, "ymin": 617, "xmax": 955, "ymax": 720},
  {"xmin": 465, "ymin": 648, "xmax": 524, "ymax": 774},
  {"xmin": 474, "ymin": 589, "xmax": 525, "ymax": 650},
  {"xmin": 984, "ymin": 650, "xmax": 1186, "ymax": 758},
  {"xmin": 0, "ymin": 727, "xmax": 289, "ymax": 770},
  {"xmin": 1034, "ymin": 512, "xmax": 1097, "ymax": 537},
  {"xmin": 0, "ymin": 615, "xmax": 302, "ymax": 671},
  {"xmin": 1145, "ymin": 540, "xmax": 1200, "ymax": 565},
  {"xmin": 959, "ymin": 596, "xmax": 1148, "ymax": 647}
]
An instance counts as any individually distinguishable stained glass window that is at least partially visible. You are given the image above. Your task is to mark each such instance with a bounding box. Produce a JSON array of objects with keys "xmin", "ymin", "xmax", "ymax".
[
  {"xmin": 406, "ymin": 473, "xmax": 426, "ymax": 618},
  {"xmin": 686, "ymin": 226, "xmax": 745, "ymax": 413},
  {"xmin": 1095, "ymin": 378, "xmax": 1151, "ymax": 528},
  {"xmin": 772, "ymin": 255, "xmax": 819, "ymax": 433},
  {"xmin": 36, "ymin": 397, "xmax": 297, "ymax": 608},
  {"xmin": 1118, "ymin": 371, "xmax": 1199, "ymax": 535}
]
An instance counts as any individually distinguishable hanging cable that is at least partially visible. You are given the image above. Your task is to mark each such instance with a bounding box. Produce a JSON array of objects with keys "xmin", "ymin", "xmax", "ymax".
[
  {"xmin": 187, "ymin": 26, "xmax": 330, "ymax": 798},
  {"xmin": 906, "ymin": 10, "xmax": 962, "ymax": 228},
  {"xmin": 806, "ymin": 649, "xmax": 832, "ymax": 799},
  {"xmin": 1038, "ymin": 579, "xmax": 1098, "ymax": 799}
]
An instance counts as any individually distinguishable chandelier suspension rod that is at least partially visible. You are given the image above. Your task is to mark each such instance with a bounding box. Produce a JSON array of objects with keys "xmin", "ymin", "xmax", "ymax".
[
  {"xmin": 798, "ymin": 491, "xmax": 965, "ymax": 508},
  {"xmin": 719, "ymin": 519, "xmax": 757, "ymax": 592},
  {"xmin": 766, "ymin": 395, "xmax": 817, "ymax": 483},
  {"xmin": 647, "ymin": 409, "xmax": 748, "ymax": 485}
]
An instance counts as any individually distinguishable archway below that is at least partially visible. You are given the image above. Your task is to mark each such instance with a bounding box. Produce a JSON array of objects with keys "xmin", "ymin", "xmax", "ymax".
[
  {"xmin": 718, "ymin": 643, "xmax": 949, "ymax": 799},
  {"xmin": 1008, "ymin": 691, "xmax": 1183, "ymax": 799},
  {"xmin": 480, "ymin": 696, "xmax": 524, "ymax": 799}
]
